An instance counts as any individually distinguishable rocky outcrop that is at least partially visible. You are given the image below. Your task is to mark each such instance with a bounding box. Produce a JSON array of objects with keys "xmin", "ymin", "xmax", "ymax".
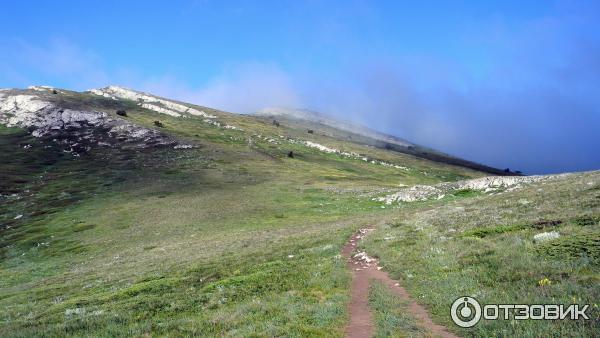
[
  {"xmin": 139, "ymin": 103, "xmax": 182, "ymax": 117},
  {"xmin": 27, "ymin": 85, "xmax": 57, "ymax": 93},
  {"xmin": 0, "ymin": 92, "xmax": 183, "ymax": 153},
  {"xmin": 89, "ymin": 86, "xmax": 217, "ymax": 119},
  {"xmin": 376, "ymin": 174, "xmax": 570, "ymax": 204}
]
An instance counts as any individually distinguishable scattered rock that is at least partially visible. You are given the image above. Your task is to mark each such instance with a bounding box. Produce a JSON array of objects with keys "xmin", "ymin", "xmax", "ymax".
[
  {"xmin": 353, "ymin": 251, "xmax": 375, "ymax": 264},
  {"xmin": 173, "ymin": 144, "xmax": 194, "ymax": 149},
  {"xmin": 65, "ymin": 308, "xmax": 85, "ymax": 316},
  {"xmin": 376, "ymin": 174, "xmax": 571, "ymax": 204},
  {"xmin": 533, "ymin": 231, "xmax": 560, "ymax": 243}
]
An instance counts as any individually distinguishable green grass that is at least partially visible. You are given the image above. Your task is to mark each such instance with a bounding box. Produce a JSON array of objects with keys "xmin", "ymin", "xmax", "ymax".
[
  {"xmin": 3, "ymin": 90, "xmax": 596, "ymax": 336},
  {"xmin": 451, "ymin": 188, "xmax": 479, "ymax": 198},
  {"xmin": 1, "ymin": 90, "xmax": 484, "ymax": 336},
  {"xmin": 364, "ymin": 172, "xmax": 600, "ymax": 337},
  {"xmin": 368, "ymin": 281, "xmax": 427, "ymax": 337},
  {"xmin": 538, "ymin": 231, "xmax": 600, "ymax": 264},
  {"xmin": 0, "ymin": 147, "xmax": 363, "ymax": 336},
  {"xmin": 461, "ymin": 223, "xmax": 527, "ymax": 238}
]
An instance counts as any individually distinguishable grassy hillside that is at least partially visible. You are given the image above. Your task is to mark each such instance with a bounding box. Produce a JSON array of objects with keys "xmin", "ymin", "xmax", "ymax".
[
  {"xmin": 1, "ymin": 88, "xmax": 596, "ymax": 337},
  {"xmin": 255, "ymin": 112, "xmax": 516, "ymax": 176},
  {"xmin": 0, "ymin": 89, "xmax": 482, "ymax": 336},
  {"xmin": 363, "ymin": 171, "xmax": 600, "ymax": 336}
]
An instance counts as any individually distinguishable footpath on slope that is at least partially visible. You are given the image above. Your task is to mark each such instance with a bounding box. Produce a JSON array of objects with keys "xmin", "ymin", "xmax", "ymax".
[{"xmin": 342, "ymin": 229, "xmax": 458, "ymax": 338}]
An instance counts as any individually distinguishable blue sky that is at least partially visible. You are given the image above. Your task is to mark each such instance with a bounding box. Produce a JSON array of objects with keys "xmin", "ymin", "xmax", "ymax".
[{"xmin": 1, "ymin": 0, "xmax": 599, "ymax": 174}]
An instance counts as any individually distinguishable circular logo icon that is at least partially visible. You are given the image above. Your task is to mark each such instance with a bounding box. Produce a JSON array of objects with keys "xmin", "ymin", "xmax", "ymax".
[{"xmin": 451, "ymin": 296, "xmax": 482, "ymax": 328}]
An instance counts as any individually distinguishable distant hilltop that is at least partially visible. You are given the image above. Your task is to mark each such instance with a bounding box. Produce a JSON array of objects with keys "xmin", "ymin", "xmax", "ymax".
[{"xmin": 256, "ymin": 107, "xmax": 414, "ymax": 148}]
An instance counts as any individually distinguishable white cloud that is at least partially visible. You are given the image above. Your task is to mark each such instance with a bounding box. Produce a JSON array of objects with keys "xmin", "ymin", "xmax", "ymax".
[
  {"xmin": 0, "ymin": 38, "xmax": 109, "ymax": 89},
  {"xmin": 123, "ymin": 63, "xmax": 301, "ymax": 114},
  {"xmin": 183, "ymin": 63, "xmax": 300, "ymax": 114},
  {"xmin": 1, "ymin": 38, "xmax": 301, "ymax": 114}
]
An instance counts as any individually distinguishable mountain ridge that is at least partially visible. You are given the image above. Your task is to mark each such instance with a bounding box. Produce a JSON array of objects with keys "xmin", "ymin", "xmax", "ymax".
[
  {"xmin": 1, "ymin": 85, "xmax": 516, "ymax": 176},
  {"xmin": 255, "ymin": 106, "xmax": 517, "ymax": 176},
  {"xmin": 1, "ymin": 84, "xmax": 598, "ymax": 337}
]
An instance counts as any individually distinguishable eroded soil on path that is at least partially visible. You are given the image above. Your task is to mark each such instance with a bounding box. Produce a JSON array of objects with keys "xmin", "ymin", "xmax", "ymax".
[{"xmin": 343, "ymin": 229, "xmax": 458, "ymax": 338}]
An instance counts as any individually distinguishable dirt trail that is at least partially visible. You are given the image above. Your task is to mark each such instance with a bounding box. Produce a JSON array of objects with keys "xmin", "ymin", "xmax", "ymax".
[{"xmin": 343, "ymin": 229, "xmax": 458, "ymax": 338}]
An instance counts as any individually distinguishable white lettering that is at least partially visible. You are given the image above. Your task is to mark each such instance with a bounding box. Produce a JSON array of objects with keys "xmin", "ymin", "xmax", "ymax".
[
  {"xmin": 484, "ymin": 305, "xmax": 498, "ymax": 319},
  {"xmin": 498, "ymin": 305, "xmax": 514, "ymax": 320},
  {"xmin": 574, "ymin": 305, "xmax": 590, "ymax": 320},
  {"xmin": 545, "ymin": 305, "xmax": 559, "ymax": 320},
  {"xmin": 530, "ymin": 305, "xmax": 544, "ymax": 319},
  {"xmin": 514, "ymin": 305, "xmax": 529, "ymax": 320},
  {"xmin": 560, "ymin": 305, "xmax": 574, "ymax": 319}
]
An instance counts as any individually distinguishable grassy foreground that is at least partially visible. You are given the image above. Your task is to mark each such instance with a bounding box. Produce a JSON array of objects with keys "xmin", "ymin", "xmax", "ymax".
[
  {"xmin": 368, "ymin": 281, "xmax": 426, "ymax": 337},
  {"xmin": 0, "ymin": 91, "xmax": 480, "ymax": 337},
  {"xmin": 0, "ymin": 129, "xmax": 365, "ymax": 336},
  {"xmin": 2, "ymin": 89, "xmax": 597, "ymax": 337},
  {"xmin": 363, "ymin": 171, "xmax": 600, "ymax": 336}
]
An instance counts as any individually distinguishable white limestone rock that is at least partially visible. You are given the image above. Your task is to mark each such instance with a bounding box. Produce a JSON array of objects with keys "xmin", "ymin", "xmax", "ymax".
[
  {"xmin": 88, "ymin": 88, "xmax": 116, "ymax": 100},
  {"xmin": 173, "ymin": 144, "xmax": 194, "ymax": 149},
  {"xmin": 533, "ymin": 231, "xmax": 560, "ymax": 243},
  {"xmin": 140, "ymin": 103, "xmax": 181, "ymax": 117},
  {"xmin": 0, "ymin": 92, "xmax": 177, "ymax": 150},
  {"xmin": 304, "ymin": 140, "xmax": 338, "ymax": 153},
  {"xmin": 28, "ymin": 85, "xmax": 56, "ymax": 92},
  {"xmin": 89, "ymin": 86, "xmax": 217, "ymax": 118},
  {"xmin": 376, "ymin": 173, "xmax": 571, "ymax": 204}
]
